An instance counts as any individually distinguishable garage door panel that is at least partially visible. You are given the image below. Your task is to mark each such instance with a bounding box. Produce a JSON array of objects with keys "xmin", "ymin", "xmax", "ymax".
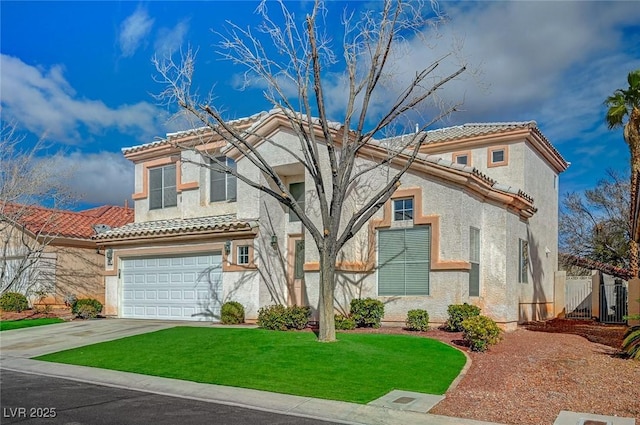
[{"xmin": 121, "ymin": 253, "xmax": 222, "ymax": 321}]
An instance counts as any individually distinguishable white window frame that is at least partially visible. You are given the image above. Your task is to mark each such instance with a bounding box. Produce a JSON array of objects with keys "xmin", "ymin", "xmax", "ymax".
[
  {"xmin": 393, "ymin": 198, "xmax": 414, "ymax": 222},
  {"xmin": 237, "ymin": 245, "xmax": 250, "ymax": 265}
]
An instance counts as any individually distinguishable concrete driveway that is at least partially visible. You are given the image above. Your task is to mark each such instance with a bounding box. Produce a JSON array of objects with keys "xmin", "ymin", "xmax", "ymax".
[{"xmin": 0, "ymin": 318, "xmax": 187, "ymax": 360}]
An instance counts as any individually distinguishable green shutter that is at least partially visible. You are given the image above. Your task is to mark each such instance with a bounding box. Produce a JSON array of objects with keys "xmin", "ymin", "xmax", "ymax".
[
  {"xmin": 404, "ymin": 226, "xmax": 430, "ymax": 295},
  {"xmin": 378, "ymin": 227, "xmax": 430, "ymax": 296},
  {"xmin": 378, "ymin": 229, "xmax": 406, "ymax": 296}
]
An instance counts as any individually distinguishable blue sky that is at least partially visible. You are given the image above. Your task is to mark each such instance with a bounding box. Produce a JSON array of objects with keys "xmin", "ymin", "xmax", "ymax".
[{"xmin": 1, "ymin": 1, "xmax": 640, "ymax": 208}]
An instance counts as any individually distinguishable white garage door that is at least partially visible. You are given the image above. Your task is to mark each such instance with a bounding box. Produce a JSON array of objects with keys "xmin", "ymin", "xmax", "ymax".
[{"xmin": 121, "ymin": 253, "xmax": 222, "ymax": 321}]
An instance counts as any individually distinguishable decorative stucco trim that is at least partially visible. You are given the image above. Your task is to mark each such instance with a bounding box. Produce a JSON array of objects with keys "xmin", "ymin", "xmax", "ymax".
[
  {"xmin": 370, "ymin": 187, "xmax": 471, "ymax": 271},
  {"xmin": 224, "ymin": 238, "xmax": 258, "ymax": 272},
  {"xmin": 131, "ymin": 157, "xmax": 199, "ymax": 201},
  {"xmin": 487, "ymin": 145, "xmax": 509, "ymax": 168},
  {"xmin": 452, "ymin": 150, "xmax": 472, "ymax": 166},
  {"xmin": 103, "ymin": 242, "xmax": 226, "ymax": 277}
]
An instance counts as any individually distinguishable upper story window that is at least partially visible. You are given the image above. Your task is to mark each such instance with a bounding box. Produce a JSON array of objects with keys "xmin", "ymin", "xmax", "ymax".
[
  {"xmin": 453, "ymin": 151, "xmax": 471, "ymax": 166},
  {"xmin": 393, "ymin": 198, "xmax": 413, "ymax": 221},
  {"xmin": 149, "ymin": 164, "xmax": 177, "ymax": 210},
  {"xmin": 237, "ymin": 245, "xmax": 250, "ymax": 265},
  {"xmin": 488, "ymin": 146, "xmax": 508, "ymax": 167},
  {"xmin": 289, "ymin": 182, "xmax": 305, "ymax": 222},
  {"xmin": 210, "ymin": 156, "xmax": 237, "ymax": 202}
]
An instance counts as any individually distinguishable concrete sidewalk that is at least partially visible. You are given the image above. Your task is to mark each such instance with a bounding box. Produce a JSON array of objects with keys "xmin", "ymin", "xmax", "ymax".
[{"xmin": 0, "ymin": 319, "xmax": 502, "ymax": 425}]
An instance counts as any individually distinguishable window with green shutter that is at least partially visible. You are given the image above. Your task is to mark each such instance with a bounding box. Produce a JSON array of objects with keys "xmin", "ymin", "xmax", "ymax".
[
  {"xmin": 378, "ymin": 226, "xmax": 430, "ymax": 296},
  {"xmin": 469, "ymin": 227, "xmax": 480, "ymax": 296}
]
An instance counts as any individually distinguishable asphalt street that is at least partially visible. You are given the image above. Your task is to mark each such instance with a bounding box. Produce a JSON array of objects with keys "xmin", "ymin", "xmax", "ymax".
[{"xmin": 0, "ymin": 369, "xmax": 342, "ymax": 425}]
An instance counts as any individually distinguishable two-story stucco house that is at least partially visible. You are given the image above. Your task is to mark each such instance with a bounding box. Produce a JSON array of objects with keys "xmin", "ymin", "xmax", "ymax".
[{"xmin": 96, "ymin": 110, "xmax": 568, "ymax": 330}]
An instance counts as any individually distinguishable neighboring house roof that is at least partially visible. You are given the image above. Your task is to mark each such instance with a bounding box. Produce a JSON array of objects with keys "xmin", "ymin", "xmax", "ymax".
[
  {"xmin": 560, "ymin": 253, "xmax": 632, "ymax": 280},
  {"xmin": 94, "ymin": 214, "xmax": 258, "ymax": 242},
  {"xmin": 1, "ymin": 203, "xmax": 134, "ymax": 240}
]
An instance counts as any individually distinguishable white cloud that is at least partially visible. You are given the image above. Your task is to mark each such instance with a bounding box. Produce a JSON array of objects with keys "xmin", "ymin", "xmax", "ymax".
[
  {"xmin": 52, "ymin": 151, "xmax": 134, "ymax": 206},
  {"xmin": 119, "ymin": 6, "xmax": 155, "ymax": 57},
  {"xmin": 0, "ymin": 54, "xmax": 168, "ymax": 143},
  {"xmin": 154, "ymin": 20, "xmax": 190, "ymax": 57}
]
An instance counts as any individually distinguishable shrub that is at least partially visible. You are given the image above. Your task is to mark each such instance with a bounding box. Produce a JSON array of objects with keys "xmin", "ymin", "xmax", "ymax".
[
  {"xmin": 0, "ymin": 292, "xmax": 29, "ymax": 312},
  {"xmin": 335, "ymin": 314, "xmax": 356, "ymax": 330},
  {"xmin": 76, "ymin": 304, "xmax": 99, "ymax": 319},
  {"xmin": 446, "ymin": 303, "xmax": 481, "ymax": 332},
  {"xmin": 221, "ymin": 301, "xmax": 245, "ymax": 325},
  {"xmin": 285, "ymin": 305, "xmax": 311, "ymax": 330},
  {"xmin": 71, "ymin": 298, "xmax": 103, "ymax": 317},
  {"xmin": 258, "ymin": 305, "xmax": 288, "ymax": 330},
  {"xmin": 257, "ymin": 305, "xmax": 310, "ymax": 331},
  {"xmin": 622, "ymin": 326, "xmax": 640, "ymax": 360},
  {"xmin": 460, "ymin": 315, "xmax": 502, "ymax": 352},
  {"xmin": 350, "ymin": 298, "xmax": 384, "ymax": 328},
  {"xmin": 406, "ymin": 309, "xmax": 430, "ymax": 331}
]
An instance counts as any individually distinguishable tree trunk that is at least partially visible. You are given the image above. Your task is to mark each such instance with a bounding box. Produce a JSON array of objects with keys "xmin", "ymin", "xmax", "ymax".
[
  {"xmin": 317, "ymin": 247, "xmax": 337, "ymax": 342},
  {"xmin": 627, "ymin": 107, "xmax": 640, "ymax": 277}
]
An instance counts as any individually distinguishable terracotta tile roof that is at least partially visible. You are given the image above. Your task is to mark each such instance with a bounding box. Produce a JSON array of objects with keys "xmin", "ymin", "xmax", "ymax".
[
  {"xmin": 379, "ymin": 121, "xmax": 568, "ymax": 169},
  {"xmin": 93, "ymin": 214, "xmax": 257, "ymax": 241},
  {"xmin": 1, "ymin": 203, "xmax": 134, "ymax": 240},
  {"xmin": 121, "ymin": 109, "xmax": 343, "ymax": 155}
]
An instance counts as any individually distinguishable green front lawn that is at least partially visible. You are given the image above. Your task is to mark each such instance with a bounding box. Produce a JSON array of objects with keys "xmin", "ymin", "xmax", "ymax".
[
  {"xmin": 36, "ymin": 327, "xmax": 466, "ymax": 403},
  {"xmin": 0, "ymin": 318, "xmax": 65, "ymax": 331}
]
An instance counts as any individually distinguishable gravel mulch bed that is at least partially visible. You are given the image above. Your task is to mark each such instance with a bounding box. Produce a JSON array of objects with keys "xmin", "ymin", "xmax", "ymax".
[{"xmin": 348, "ymin": 324, "xmax": 639, "ymax": 425}]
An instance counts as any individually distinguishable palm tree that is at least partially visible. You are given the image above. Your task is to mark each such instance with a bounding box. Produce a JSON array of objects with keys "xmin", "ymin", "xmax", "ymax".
[{"xmin": 605, "ymin": 69, "xmax": 640, "ymax": 277}]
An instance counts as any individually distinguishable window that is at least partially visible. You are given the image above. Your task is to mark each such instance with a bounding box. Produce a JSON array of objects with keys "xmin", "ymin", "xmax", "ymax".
[
  {"xmin": 469, "ymin": 227, "xmax": 480, "ymax": 296},
  {"xmin": 378, "ymin": 226, "xmax": 430, "ymax": 296},
  {"xmin": 488, "ymin": 146, "xmax": 508, "ymax": 167},
  {"xmin": 237, "ymin": 245, "xmax": 250, "ymax": 265},
  {"xmin": 518, "ymin": 238, "xmax": 529, "ymax": 283},
  {"xmin": 294, "ymin": 240, "xmax": 305, "ymax": 279},
  {"xmin": 393, "ymin": 198, "xmax": 413, "ymax": 221},
  {"xmin": 149, "ymin": 164, "xmax": 177, "ymax": 210},
  {"xmin": 210, "ymin": 156, "xmax": 237, "ymax": 202},
  {"xmin": 289, "ymin": 182, "xmax": 305, "ymax": 222},
  {"xmin": 453, "ymin": 152, "xmax": 470, "ymax": 165}
]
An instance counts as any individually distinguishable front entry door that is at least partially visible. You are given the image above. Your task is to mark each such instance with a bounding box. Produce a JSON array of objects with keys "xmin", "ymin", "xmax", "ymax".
[{"xmin": 287, "ymin": 236, "xmax": 305, "ymax": 306}]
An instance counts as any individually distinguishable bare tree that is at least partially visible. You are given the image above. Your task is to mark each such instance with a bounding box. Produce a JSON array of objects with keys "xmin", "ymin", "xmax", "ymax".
[
  {"xmin": 0, "ymin": 122, "xmax": 73, "ymax": 297},
  {"xmin": 559, "ymin": 170, "xmax": 630, "ymax": 270},
  {"xmin": 154, "ymin": 0, "xmax": 467, "ymax": 341}
]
